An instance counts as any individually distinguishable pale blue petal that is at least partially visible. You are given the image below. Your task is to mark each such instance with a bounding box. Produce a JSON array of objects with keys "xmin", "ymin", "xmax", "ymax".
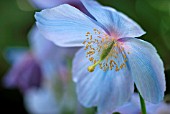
[
  {"xmin": 35, "ymin": 4, "xmax": 106, "ymax": 47},
  {"xmin": 121, "ymin": 38, "xmax": 165, "ymax": 103},
  {"xmin": 24, "ymin": 88, "xmax": 59, "ymax": 114},
  {"xmin": 29, "ymin": 25, "xmax": 78, "ymax": 60},
  {"xmin": 155, "ymin": 103, "xmax": 170, "ymax": 114},
  {"xmin": 114, "ymin": 93, "xmax": 164, "ymax": 114},
  {"xmin": 28, "ymin": 26, "xmax": 78, "ymax": 81},
  {"xmin": 28, "ymin": 25, "xmax": 59, "ymax": 62},
  {"xmin": 113, "ymin": 102, "xmax": 140, "ymax": 114},
  {"xmin": 81, "ymin": 0, "xmax": 145, "ymax": 38},
  {"xmin": 72, "ymin": 48, "xmax": 134, "ymax": 114},
  {"xmin": 130, "ymin": 93, "xmax": 161, "ymax": 114}
]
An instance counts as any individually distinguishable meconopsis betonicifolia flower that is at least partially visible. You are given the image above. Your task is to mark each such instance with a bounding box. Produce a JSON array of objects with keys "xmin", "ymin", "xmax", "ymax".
[{"xmin": 35, "ymin": 0, "xmax": 166, "ymax": 114}]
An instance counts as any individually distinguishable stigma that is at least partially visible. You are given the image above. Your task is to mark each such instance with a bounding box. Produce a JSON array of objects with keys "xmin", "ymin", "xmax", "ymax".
[{"xmin": 83, "ymin": 28, "xmax": 129, "ymax": 72}]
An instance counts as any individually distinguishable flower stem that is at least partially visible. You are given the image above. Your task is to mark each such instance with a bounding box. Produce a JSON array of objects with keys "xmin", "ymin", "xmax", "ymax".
[{"xmin": 139, "ymin": 93, "xmax": 147, "ymax": 114}]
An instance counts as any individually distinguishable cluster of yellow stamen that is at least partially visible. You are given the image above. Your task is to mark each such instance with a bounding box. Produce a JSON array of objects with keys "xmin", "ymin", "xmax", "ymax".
[{"xmin": 83, "ymin": 28, "xmax": 129, "ymax": 72}]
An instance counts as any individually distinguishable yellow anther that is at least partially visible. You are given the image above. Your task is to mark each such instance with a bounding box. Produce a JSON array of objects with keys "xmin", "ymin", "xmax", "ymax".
[
  {"xmin": 89, "ymin": 57, "xmax": 94, "ymax": 61},
  {"xmin": 120, "ymin": 64, "xmax": 123, "ymax": 69},
  {"xmin": 90, "ymin": 35, "xmax": 92, "ymax": 40},
  {"xmin": 115, "ymin": 66, "xmax": 119, "ymax": 71},
  {"xmin": 104, "ymin": 44, "xmax": 108, "ymax": 49},
  {"xmin": 99, "ymin": 63, "xmax": 103, "ymax": 69},
  {"xmin": 123, "ymin": 54, "xmax": 127, "ymax": 59},
  {"xmin": 124, "ymin": 59, "xmax": 127, "ymax": 62},
  {"xmin": 94, "ymin": 60, "xmax": 96, "ymax": 64},
  {"xmin": 113, "ymin": 43, "xmax": 117, "ymax": 47},
  {"xmin": 113, "ymin": 61, "xmax": 117, "ymax": 65},
  {"xmin": 111, "ymin": 38, "xmax": 115, "ymax": 41},
  {"xmin": 86, "ymin": 32, "xmax": 90, "ymax": 34},
  {"xmin": 110, "ymin": 60, "xmax": 113, "ymax": 64},
  {"xmin": 102, "ymin": 38, "xmax": 104, "ymax": 42}
]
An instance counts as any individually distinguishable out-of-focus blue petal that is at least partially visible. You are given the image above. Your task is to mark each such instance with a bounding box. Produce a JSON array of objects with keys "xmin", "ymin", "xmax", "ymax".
[
  {"xmin": 3, "ymin": 53, "xmax": 42, "ymax": 93},
  {"xmin": 28, "ymin": 25, "xmax": 78, "ymax": 81},
  {"xmin": 121, "ymin": 38, "xmax": 165, "ymax": 103},
  {"xmin": 81, "ymin": 0, "xmax": 145, "ymax": 38},
  {"xmin": 24, "ymin": 88, "xmax": 59, "ymax": 114},
  {"xmin": 113, "ymin": 102, "xmax": 140, "ymax": 114},
  {"xmin": 29, "ymin": 0, "xmax": 90, "ymax": 18},
  {"xmin": 131, "ymin": 93, "xmax": 162, "ymax": 114},
  {"xmin": 28, "ymin": 0, "xmax": 65, "ymax": 9},
  {"xmin": 28, "ymin": 25, "xmax": 58, "ymax": 62},
  {"xmin": 72, "ymin": 48, "xmax": 134, "ymax": 114},
  {"xmin": 156, "ymin": 102, "xmax": 170, "ymax": 114},
  {"xmin": 113, "ymin": 93, "xmax": 167, "ymax": 114},
  {"xmin": 4, "ymin": 47, "xmax": 28, "ymax": 64},
  {"xmin": 28, "ymin": 0, "xmax": 79, "ymax": 9},
  {"xmin": 29, "ymin": 26, "xmax": 78, "ymax": 60},
  {"xmin": 35, "ymin": 4, "xmax": 106, "ymax": 47}
]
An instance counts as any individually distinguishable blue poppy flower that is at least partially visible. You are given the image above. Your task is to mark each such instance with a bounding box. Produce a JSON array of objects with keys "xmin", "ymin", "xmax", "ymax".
[
  {"xmin": 35, "ymin": 0, "xmax": 166, "ymax": 113},
  {"xmin": 3, "ymin": 26, "xmax": 79, "ymax": 114},
  {"xmin": 3, "ymin": 49, "xmax": 43, "ymax": 93},
  {"xmin": 3, "ymin": 26, "xmax": 76, "ymax": 93},
  {"xmin": 27, "ymin": 26, "xmax": 80, "ymax": 113}
]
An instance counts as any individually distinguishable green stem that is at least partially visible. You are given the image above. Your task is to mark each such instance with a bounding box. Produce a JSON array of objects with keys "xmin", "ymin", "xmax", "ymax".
[{"xmin": 139, "ymin": 93, "xmax": 147, "ymax": 114}]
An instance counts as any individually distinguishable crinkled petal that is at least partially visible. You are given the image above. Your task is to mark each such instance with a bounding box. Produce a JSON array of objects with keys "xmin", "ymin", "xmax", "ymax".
[
  {"xmin": 35, "ymin": 4, "xmax": 106, "ymax": 47},
  {"xmin": 81, "ymin": 0, "xmax": 145, "ymax": 38},
  {"xmin": 72, "ymin": 48, "xmax": 134, "ymax": 114},
  {"xmin": 121, "ymin": 38, "xmax": 165, "ymax": 103}
]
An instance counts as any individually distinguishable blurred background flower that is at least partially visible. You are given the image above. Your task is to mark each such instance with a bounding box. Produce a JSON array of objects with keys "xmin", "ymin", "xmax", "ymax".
[
  {"xmin": 0, "ymin": 0, "xmax": 170, "ymax": 114},
  {"xmin": 113, "ymin": 93, "xmax": 170, "ymax": 114}
]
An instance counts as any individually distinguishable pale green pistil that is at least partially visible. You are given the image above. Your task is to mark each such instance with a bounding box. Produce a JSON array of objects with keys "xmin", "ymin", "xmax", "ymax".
[
  {"xmin": 88, "ymin": 42, "xmax": 114, "ymax": 72},
  {"xmin": 83, "ymin": 28, "xmax": 128, "ymax": 72}
]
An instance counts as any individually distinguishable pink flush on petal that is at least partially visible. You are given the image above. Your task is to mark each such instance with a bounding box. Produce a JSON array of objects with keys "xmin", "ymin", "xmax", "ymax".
[{"xmin": 82, "ymin": 28, "xmax": 130, "ymax": 72}]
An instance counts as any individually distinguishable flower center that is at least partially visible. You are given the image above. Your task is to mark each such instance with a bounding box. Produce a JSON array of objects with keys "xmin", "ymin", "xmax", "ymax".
[{"xmin": 83, "ymin": 29, "xmax": 128, "ymax": 72}]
